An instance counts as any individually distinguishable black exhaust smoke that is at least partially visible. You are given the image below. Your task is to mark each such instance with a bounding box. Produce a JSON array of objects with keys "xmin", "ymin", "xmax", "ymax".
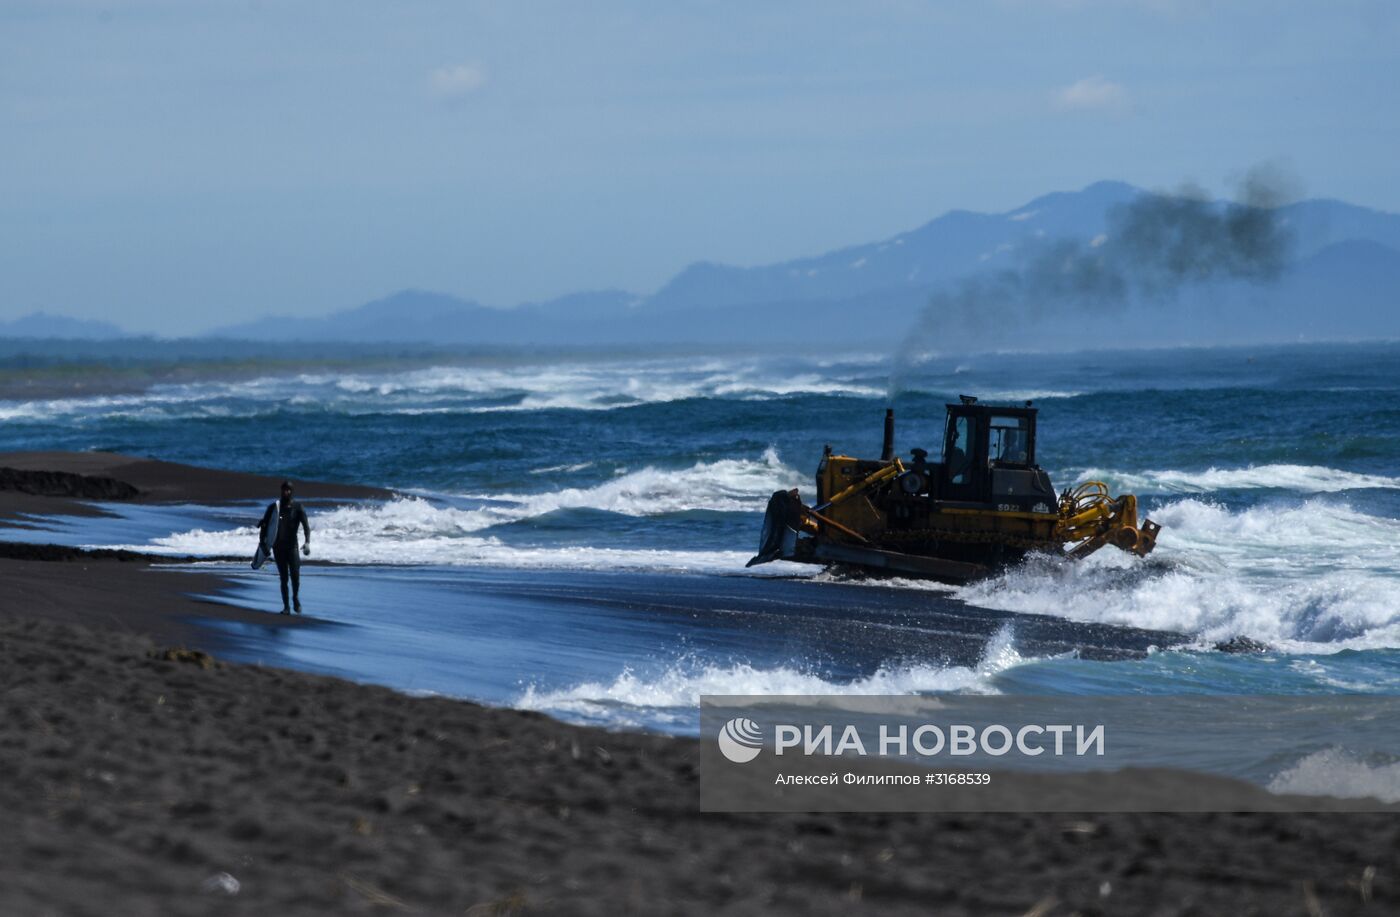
[{"xmin": 888, "ymin": 163, "xmax": 1301, "ymax": 398}]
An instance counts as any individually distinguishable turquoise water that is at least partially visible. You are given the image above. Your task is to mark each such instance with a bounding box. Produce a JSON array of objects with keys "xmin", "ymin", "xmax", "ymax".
[{"xmin": 4, "ymin": 342, "xmax": 1400, "ymax": 738}]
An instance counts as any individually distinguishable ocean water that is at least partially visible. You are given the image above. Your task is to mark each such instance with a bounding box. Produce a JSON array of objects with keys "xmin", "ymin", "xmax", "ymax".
[{"xmin": 5, "ymin": 343, "xmax": 1400, "ymax": 758}]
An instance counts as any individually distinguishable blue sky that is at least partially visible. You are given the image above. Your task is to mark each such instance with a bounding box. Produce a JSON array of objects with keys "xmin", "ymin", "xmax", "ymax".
[{"xmin": 2, "ymin": 1, "xmax": 1396, "ymax": 334}]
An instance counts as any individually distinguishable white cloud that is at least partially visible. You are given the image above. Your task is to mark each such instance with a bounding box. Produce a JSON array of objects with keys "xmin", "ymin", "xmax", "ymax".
[
  {"xmin": 1052, "ymin": 75, "xmax": 1130, "ymax": 114},
  {"xmin": 429, "ymin": 63, "xmax": 487, "ymax": 100}
]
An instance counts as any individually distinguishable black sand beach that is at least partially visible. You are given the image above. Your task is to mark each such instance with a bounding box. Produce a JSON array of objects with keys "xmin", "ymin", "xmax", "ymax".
[
  {"xmin": 0, "ymin": 450, "xmax": 391, "ymax": 514},
  {"xmin": 1, "ymin": 453, "xmax": 1395, "ymax": 915}
]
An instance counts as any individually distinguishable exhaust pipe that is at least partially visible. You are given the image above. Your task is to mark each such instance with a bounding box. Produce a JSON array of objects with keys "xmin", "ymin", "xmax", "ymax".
[{"xmin": 881, "ymin": 408, "xmax": 895, "ymax": 462}]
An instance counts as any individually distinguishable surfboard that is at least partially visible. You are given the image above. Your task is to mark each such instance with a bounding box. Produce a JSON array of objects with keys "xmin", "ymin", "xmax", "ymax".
[{"xmin": 251, "ymin": 501, "xmax": 279, "ymax": 570}]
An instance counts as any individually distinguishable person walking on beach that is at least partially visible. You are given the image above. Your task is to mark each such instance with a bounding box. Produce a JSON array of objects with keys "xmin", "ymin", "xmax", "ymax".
[{"xmin": 259, "ymin": 480, "xmax": 311, "ymax": 614}]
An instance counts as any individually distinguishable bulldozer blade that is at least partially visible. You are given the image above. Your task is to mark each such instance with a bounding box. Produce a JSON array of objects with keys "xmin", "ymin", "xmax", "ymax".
[{"xmin": 748, "ymin": 490, "xmax": 801, "ymax": 566}]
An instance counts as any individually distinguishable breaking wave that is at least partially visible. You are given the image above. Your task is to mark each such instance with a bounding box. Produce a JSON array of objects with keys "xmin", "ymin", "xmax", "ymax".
[
  {"xmin": 130, "ymin": 522, "xmax": 771, "ymax": 574},
  {"xmin": 453, "ymin": 447, "xmax": 804, "ymax": 520},
  {"xmin": 1061, "ymin": 464, "xmax": 1400, "ymax": 495},
  {"xmin": 0, "ymin": 358, "xmax": 887, "ymax": 423},
  {"xmin": 955, "ymin": 498, "xmax": 1400, "ymax": 652},
  {"xmin": 1268, "ymin": 748, "xmax": 1400, "ymax": 803},
  {"xmin": 129, "ymin": 449, "xmax": 805, "ymax": 572},
  {"xmin": 516, "ymin": 624, "xmax": 1029, "ymax": 729}
]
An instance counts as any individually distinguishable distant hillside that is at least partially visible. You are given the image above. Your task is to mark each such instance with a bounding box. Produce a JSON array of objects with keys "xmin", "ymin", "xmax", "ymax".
[
  {"xmin": 212, "ymin": 289, "xmax": 641, "ymax": 345},
  {"xmin": 0, "ymin": 311, "xmax": 128, "ymax": 340},
  {"xmin": 12, "ymin": 180, "xmax": 1397, "ymax": 349},
  {"xmin": 204, "ymin": 180, "xmax": 1400, "ymax": 349},
  {"xmin": 643, "ymin": 180, "xmax": 1146, "ymax": 314}
]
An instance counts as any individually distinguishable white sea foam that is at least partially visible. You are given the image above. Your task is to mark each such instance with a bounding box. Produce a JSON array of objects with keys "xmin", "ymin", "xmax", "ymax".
[
  {"xmin": 0, "ymin": 388, "xmax": 243, "ymax": 422},
  {"xmin": 955, "ymin": 498, "xmax": 1400, "ymax": 652},
  {"xmin": 972, "ymin": 389, "xmax": 1083, "ymax": 401},
  {"xmin": 529, "ymin": 461, "xmax": 596, "ymax": 475},
  {"xmin": 1267, "ymin": 748, "xmax": 1400, "ymax": 803},
  {"xmin": 516, "ymin": 624, "xmax": 1028, "ymax": 724},
  {"xmin": 122, "ymin": 523, "xmax": 784, "ymax": 575},
  {"xmin": 116, "ymin": 449, "xmax": 808, "ymax": 573},
  {"xmin": 328, "ymin": 362, "xmax": 885, "ymax": 411},
  {"xmin": 1062, "ymin": 464, "xmax": 1400, "ymax": 495},
  {"xmin": 0, "ymin": 356, "xmax": 889, "ymax": 422},
  {"xmin": 458, "ymin": 447, "xmax": 804, "ymax": 519}
]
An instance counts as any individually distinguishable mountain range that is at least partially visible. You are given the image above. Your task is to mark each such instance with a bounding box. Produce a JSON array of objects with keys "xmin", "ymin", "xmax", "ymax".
[
  {"xmin": 0, "ymin": 312, "xmax": 128, "ymax": 340},
  {"xmin": 9, "ymin": 180, "xmax": 1400, "ymax": 349}
]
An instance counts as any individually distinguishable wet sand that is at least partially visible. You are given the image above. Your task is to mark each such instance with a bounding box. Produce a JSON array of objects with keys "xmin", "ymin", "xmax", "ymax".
[
  {"xmin": 0, "ymin": 453, "xmax": 1395, "ymax": 915},
  {"xmin": 4, "ymin": 596, "xmax": 1396, "ymax": 916}
]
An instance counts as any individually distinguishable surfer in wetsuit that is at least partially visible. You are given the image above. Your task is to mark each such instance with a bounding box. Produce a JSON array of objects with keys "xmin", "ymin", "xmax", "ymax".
[{"xmin": 259, "ymin": 480, "xmax": 311, "ymax": 614}]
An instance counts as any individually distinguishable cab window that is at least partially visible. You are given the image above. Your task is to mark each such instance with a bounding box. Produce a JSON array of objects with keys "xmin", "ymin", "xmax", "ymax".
[
  {"xmin": 989, "ymin": 415, "xmax": 1030, "ymax": 465},
  {"xmin": 945, "ymin": 416, "xmax": 976, "ymax": 484}
]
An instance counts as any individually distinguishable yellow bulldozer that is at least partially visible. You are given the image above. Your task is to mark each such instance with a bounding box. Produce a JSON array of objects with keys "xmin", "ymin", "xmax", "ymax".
[{"xmin": 747, "ymin": 396, "xmax": 1160, "ymax": 582}]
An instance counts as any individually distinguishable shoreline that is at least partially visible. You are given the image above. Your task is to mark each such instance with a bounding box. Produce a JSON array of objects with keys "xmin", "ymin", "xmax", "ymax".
[
  {"xmin": 0, "ymin": 550, "xmax": 317, "ymax": 648},
  {"xmin": 1, "ymin": 451, "xmax": 1396, "ymax": 913},
  {"xmin": 4, "ymin": 596, "xmax": 1396, "ymax": 915},
  {"xmin": 0, "ymin": 450, "xmax": 392, "ymax": 507},
  {"xmin": 0, "ymin": 449, "xmax": 389, "ymax": 647}
]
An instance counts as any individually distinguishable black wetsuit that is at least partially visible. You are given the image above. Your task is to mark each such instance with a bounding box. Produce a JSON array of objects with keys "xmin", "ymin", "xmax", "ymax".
[{"xmin": 260, "ymin": 500, "xmax": 310, "ymax": 608}]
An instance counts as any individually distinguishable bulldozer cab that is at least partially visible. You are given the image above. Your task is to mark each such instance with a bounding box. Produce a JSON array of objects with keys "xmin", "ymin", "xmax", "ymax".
[{"xmin": 941, "ymin": 402, "xmax": 1037, "ymax": 503}]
